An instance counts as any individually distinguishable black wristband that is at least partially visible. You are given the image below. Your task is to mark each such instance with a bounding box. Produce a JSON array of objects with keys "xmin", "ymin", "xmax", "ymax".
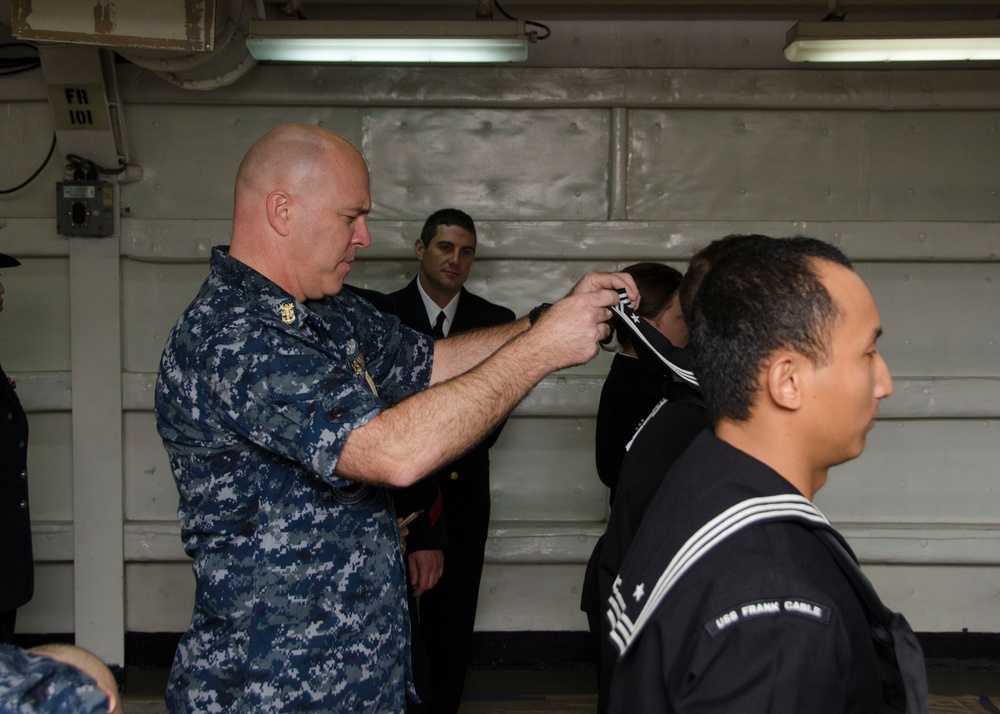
[{"xmin": 528, "ymin": 303, "xmax": 552, "ymax": 326}]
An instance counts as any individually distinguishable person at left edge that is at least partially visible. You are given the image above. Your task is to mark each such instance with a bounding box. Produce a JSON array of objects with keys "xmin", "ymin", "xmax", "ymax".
[
  {"xmin": 388, "ymin": 208, "xmax": 515, "ymax": 714},
  {"xmin": 0, "ymin": 252, "xmax": 32, "ymax": 645},
  {"xmin": 154, "ymin": 124, "xmax": 638, "ymax": 714},
  {"xmin": 594, "ymin": 262, "xmax": 687, "ymax": 506}
]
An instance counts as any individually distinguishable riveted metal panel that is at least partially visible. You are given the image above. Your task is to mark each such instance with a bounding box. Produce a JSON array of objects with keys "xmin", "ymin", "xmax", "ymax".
[
  {"xmin": 118, "ymin": 550, "xmax": 1000, "ymax": 633},
  {"xmin": 122, "ymin": 259, "xmax": 209, "ymax": 373},
  {"xmin": 882, "ymin": 378, "xmax": 1000, "ymax": 419},
  {"xmin": 490, "ymin": 417, "xmax": 606, "ymax": 522},
  {"xmin": 886, "ymin": 72, "xmax": 1000, "ymax": 110},
  {"xmin": 798, "ymin": 223, "xmax": 1000, "ymax": 262},
  {"xmin": 818, "ymin": 420, "xmax": 1000, "ymax": 525},
  {"xmin": 628, "ymin": 109, "xmax": 870, "ymax": 221},
  {"xmin": 120, "ymin": 105, "xmax": 363, "ymax": 219},
  {"xmin": 476, "ymin": 563, "xmax": 588, "ymax": 632},
  {"xmin": 866, "ymin": 564, "xmax": 1000, "ymax": 632},
  {"xmin": 121, "ymin": 373, "xmax": 155, "ymax": 412},
  {"xmin": 113, "ymin": 373, "xmax": 1000, "ymax": 419},
  {"xmin": 487, "ymin": 521, "xmax": 604, "ymax": 564},
  {"xmin": 116, "ymin": 64, "xmax": 631, "ymax": 107},
  {"xmin": 841, "ymin": 525, "xmax": 1000, "ymax": 565},
  {"xmin": 126, "ymin": 563, "xmax": 195, "ymax": 632},
  {"xmin": 0, "ymin": 220, "xmax": 69, "ymax": 258},
  {"xmin": 0, "ymin": 66, "xmax": 48, "ymax": 102},
  {"xmin": 484, "ymin": 521, "xmax": 1000, "ymax": 566},
  {"xmin": 121, "ymin": 218, "xmax": 229, "ymax": 262},
  {"xmin": 24, "ymin": 413, "xmax": 73, "ymax": 523},
  {"xmin": 124, "ymin": 412, "xmax": 179, "ymax": 522},
  {"xmin": 529, "ymin": 20, "xmax": 790, "ymax": 70},
  {"xmin": 8, "ymin": 373, "xmax": 71, "ymax": 411},
  {"xmin": 862, "ymin": 262, "xmax": 1000, "ymax": 378},
  {"xmin": 123, "ymin": 522, "xmax": 186, "ymax": 562},
  {"xmin": 869, "ymin": 112, "xmax": 1000, "ymax": 221},
  {"xmin": 30, "ymin": 524, "xmax": 73, "ymax": 562},
  {"xmin": 365, "ymin": 108, "xmax": 610, "ymax": 220},
  {"xmin": 16, "ymin": 564, "xmax": 74, "ymax": 633},
  {"xmin": 624, "ymin": 69, "xmax": 1000, "ymax": 110},
  {"xmin": 0, "ymin": 103, "xmax": 59, "ymax": 216},
  {"xmin": 630, "ymin": 109, "xmax": 1000, "ymax": 223},
  {"xmin": 107, "ymin": 516, "xmax": 1000, "ymax": 565},
  {"xmin": 128, "ymin": 561, "xmax": 592, "ymax": 633},
  {"xmin": 0, "ymin": 257, "xmax": 71, "ymax": 372},
  {"xmin": 115, "ymin": 65, "xmax": 1000, "ymax": 111},
  {"xmin": 120, "ymin": 217, "xmax": 1000, "ymax": 262}
]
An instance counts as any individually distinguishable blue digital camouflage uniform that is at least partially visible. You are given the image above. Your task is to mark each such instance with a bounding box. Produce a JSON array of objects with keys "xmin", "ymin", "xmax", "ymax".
[
  {"xmin": 156, "ymin": 246, "xmax": 434, "ymax": 713},
  {"xmin": 0, "ymin": 644, "xmax": 109, "ymax": 713}
]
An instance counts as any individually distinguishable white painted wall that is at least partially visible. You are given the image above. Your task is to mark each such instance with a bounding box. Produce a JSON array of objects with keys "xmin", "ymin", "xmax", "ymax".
[{"xmin": 2, "ymin": 38, "xmax": 999, "ymax": 665}]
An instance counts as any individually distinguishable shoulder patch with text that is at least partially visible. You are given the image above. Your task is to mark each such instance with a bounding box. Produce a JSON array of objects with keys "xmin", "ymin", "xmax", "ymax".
[{"xmin": 704, "ymin": 597, "xmax": 832, "ymax": 638}]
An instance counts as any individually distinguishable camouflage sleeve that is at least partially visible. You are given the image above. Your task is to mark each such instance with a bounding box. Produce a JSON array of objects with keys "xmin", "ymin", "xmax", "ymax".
[
  {"xmin": 0, "ymin": 645, "xmax": 109, "ymax": 714},
  {"xmin": 199, "ymin": 326, "xmax": 388, "ymax": 487}
]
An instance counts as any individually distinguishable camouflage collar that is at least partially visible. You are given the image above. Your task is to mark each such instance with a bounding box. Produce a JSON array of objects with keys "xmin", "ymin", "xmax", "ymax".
[{"xmin": 212, "ymin": 245, "xmax": 310, "ymax": 329}]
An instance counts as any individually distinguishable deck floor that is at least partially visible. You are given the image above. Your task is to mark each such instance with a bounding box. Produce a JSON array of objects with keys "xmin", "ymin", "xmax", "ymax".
[{"xmin": 121, "ymin": 665, "xmax": 1000, "ymax": 713}]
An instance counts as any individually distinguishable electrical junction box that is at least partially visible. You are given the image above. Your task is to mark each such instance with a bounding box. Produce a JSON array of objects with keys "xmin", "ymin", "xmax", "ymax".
[{"xmin": 56, "ymin": 180, "xmax": 115, "ymax": 237}]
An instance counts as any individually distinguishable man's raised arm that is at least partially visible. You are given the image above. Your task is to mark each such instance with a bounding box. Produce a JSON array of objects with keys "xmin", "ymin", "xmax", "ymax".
[
  {"xmin": 337, "ymin": 271, "xmax": 637, "ymax": 486},
  {"xmin": 429, "ymin": 270, "xmax": 639, "ymax": 384}
]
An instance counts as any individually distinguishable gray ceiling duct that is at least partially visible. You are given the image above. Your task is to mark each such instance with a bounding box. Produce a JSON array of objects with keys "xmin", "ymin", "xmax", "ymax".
[
  {"xmin": 115, "ymin": 0, "xmax": 260, "ymax": 90},
  {"xmin": 11, "ymin": 0, "xmax": 260, "ymax": 90}
]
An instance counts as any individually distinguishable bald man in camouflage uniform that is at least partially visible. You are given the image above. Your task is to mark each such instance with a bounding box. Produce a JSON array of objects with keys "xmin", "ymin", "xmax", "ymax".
[{"xmin": 156, "ymin": 124, "xmax": 637, "ymax": 713}]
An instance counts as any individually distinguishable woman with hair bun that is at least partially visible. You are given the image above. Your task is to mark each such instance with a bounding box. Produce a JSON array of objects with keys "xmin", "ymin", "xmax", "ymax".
[{"xmin": 594, "ymin": 262, "xmax": 687, "ymax": 504}]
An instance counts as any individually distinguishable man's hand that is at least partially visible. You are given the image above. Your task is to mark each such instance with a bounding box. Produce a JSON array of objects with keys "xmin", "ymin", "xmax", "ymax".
[
  {"xmin": 408, "ymin": 549, "xmax": 445, "ymax": 597},
  {"xmin": 529, "ymin": 286, "xmax": 623, "ymax": 372},
  {"xmin": 569, "ymin": 270, "xmax": 640, "ymax": 309},
  {"xmin": 337, "ymin": 269, "xmax": 642, "ymax": 488}
]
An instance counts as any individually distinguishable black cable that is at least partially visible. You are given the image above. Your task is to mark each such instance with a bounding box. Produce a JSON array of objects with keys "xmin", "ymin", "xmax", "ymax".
[
  {"xmin": 65, "ymin": 153, "xmax": 129, "ymax": 181},
  {"xmin": 0, "ymin": 47, "xmax": 41, "ymax": 76},
  {"xmin": 0, "ymin": 62, "xmax": 41, "ymax": 76},
  {"xmin": 492, "ymin": 0, "xmax": 551, "ymax": 40},
  {"xmin": 0, "ymin": 42, "xmax": 41, "ymax": 73},
  {"xmin": 0, "ymin": 44, "xmax": 48, "ymax": 189},
  {"xmin": 0, "ymin": 133, "xmax": 57, "ymax": 195}
]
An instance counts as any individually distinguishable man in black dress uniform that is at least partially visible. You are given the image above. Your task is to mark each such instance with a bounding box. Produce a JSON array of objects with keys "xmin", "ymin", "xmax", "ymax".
[
  {"xmin": 607, "ymin": 236, "xmax": 927, "ymax": 713},
  {"xmin": 0, "ymin": 252, "xmax": 32, "ymax": 644},
  {"xmin": 589, "ymin": 234, "xmax": 759, "ymax": 713},
  {"xmin": 388, "ymin": 209, "xmax": 515, "ymax": 714}
]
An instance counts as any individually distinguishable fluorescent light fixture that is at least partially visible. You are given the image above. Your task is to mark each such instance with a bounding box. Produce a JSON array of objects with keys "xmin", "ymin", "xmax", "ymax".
[
  {"xmin": 246, "ymin": 19, "xmax": 530, "ymax": 63},
  {"xmin": 785, "ymin": 19, "xmax": 1000, "ymax": 62}
]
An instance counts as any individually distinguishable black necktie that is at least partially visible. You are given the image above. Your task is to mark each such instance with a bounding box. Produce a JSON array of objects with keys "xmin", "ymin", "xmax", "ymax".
[{"xmin": 432, "ymin": 311, "xmax": 446, "ymax": 339}]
